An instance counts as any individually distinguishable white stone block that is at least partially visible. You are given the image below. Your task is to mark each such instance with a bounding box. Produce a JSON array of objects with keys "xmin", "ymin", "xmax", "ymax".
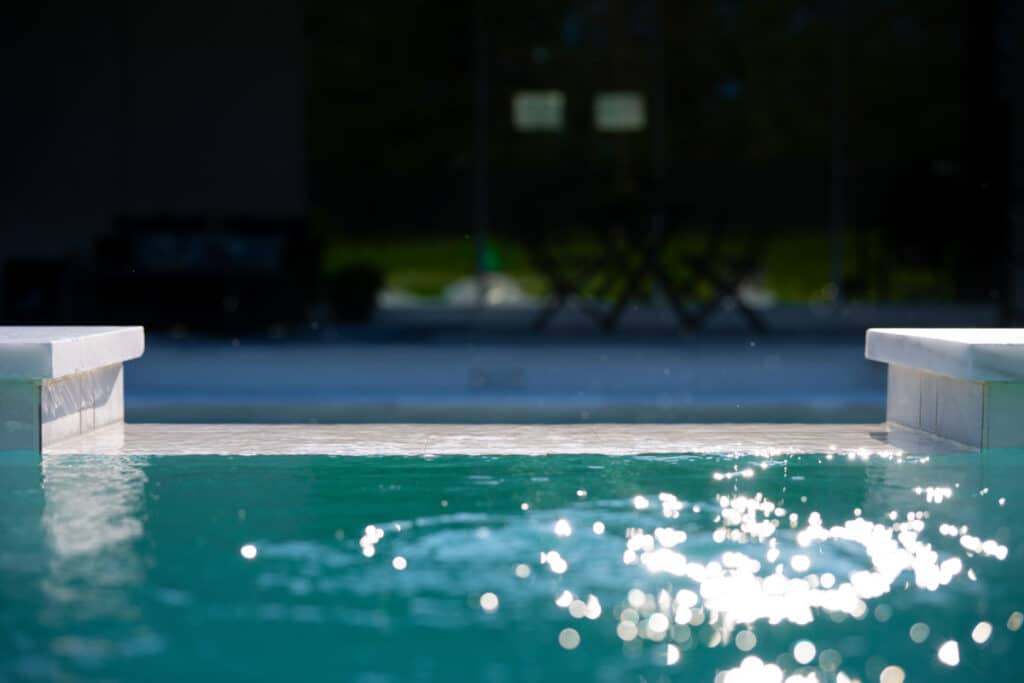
[
  {"xmin": 885, "ymin": 364, "xmax": 920, "ymax": 427},
  {"xmin": 868, "ymin": 328, "xmax": 1024, "ymax": 449},
  {"xmin": 866, "ymin": 328, "xmax": 1024, "ymax": 381},
  {"xmin": 936, "ymin": 374, "xmax": 984, "ymax": 448},
  {"xmin": 985, "ymin": 383, "xmax": 1024, "ymax": 448},
  {"xmin": 0, "ymin": 327, "xmax": 143, "ymax": 452}
]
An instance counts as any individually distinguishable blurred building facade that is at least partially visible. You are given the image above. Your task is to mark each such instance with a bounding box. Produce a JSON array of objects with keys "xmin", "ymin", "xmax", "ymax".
[
  {"xmin": 1, "ymin": 0, "xmax": 1023, "ymax": 330},
  {"xmin": 2, "ymin": 0, "xmax": 306, "ymax": 260}
]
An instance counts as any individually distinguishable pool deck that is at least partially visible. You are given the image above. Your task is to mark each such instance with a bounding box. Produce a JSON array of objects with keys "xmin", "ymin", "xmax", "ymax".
[{"xmin": 44, "ymin": 422, "xmax": 973, "ymax": 456}]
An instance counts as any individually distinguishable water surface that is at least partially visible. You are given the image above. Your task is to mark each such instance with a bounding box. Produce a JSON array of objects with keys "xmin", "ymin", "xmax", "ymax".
[{"xmin": 2, "ymin": 450, "xmax": 1022, "ymax": 682}]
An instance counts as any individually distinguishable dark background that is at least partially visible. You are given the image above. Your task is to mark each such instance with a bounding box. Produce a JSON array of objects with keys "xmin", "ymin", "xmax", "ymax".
[{"xmin": 2, "ymin": 0, "xmax": 1022, "ymax": 336}]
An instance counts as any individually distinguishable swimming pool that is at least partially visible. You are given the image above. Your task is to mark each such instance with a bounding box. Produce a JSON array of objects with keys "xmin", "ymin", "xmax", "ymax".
[{"xmin": 2, "ymin": 439, "xmax": 1022, "ymax": 682}]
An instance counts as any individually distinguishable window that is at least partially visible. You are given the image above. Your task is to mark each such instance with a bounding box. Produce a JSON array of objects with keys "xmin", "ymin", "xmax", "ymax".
[
  {"xmin": 511, "ymin": 91, "xmax": 566, "ymax": 132},
  {"xmin": 593, "ymin": 91, "xmax": 646, "ymax": 132}
]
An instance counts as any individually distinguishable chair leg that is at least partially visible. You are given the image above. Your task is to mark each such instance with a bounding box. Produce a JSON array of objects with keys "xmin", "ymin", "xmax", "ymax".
[
  {"xmin": 648, "ymin": 260, "xmax": 699, "ymax": 331},
  {"xmin": 600, "ymin": 270, "xmax": 643, "ymax": 331},
  {"xmin": 530, "ymin": 291, "xmax": 568, "ymax": 331}
]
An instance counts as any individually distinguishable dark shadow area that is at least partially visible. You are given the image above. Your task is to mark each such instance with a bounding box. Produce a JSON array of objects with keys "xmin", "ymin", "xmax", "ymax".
[{"xmin": 0, "ymin": 0, "xmax": 1021, "ymax": 336}]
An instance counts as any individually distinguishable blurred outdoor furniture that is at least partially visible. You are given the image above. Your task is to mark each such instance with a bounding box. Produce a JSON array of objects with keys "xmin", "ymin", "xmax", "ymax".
[
  {"xmin": 518, "ymin": 186, "xmax": 767, "ymax": 333},
  {"xmin": 93, "ymin": 215, "xmax": 318, "ymax": 334},
  {"xmin": 520, "ymin": 189, "xmax": 617, "ymax": 331}
]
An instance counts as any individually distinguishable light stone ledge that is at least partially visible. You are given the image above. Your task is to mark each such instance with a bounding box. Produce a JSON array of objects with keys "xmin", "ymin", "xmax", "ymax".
[
  {"xmin": 0, "ymin": 327, "xmax": 143, "ymax": 452},
  {"xmin": 867, "ymin": 328, "xmax": 1024, "ymax": 449},
  {"xmin": 44, "ymin": 422, "xmax": 970, "ymax": 457}
]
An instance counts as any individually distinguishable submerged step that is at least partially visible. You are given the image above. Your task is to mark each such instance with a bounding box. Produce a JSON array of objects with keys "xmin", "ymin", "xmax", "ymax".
[
  {"xmin": 866, "ymin": 328, "xmax": 1024, "ymax": 449},
  {"xmin": 0, "ymin": 327, "xmax": 145, "ymax": 451}
]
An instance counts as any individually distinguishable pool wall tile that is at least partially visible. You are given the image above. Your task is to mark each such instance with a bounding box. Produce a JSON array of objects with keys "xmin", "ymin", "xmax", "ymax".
[
  {"xmin": 886, "ymin": 365, "xmax": 986, "ymax": 449},
  {"xmin": 935, "ymin": 375, "xmax": 983, "ymax": 449},
  {"xmin": 920, "ymin": 373, "xmax": 939, "ymax": 433},
  {"xmin": 985, "ymin": 383, "xmax": 1024, "ymax": 449},
  {"xmin": 40, "ymin": 364, "xmax": 124, "ymax": 447},
  {"xmin": 886, "ymin": 365, "xmax": 921, "ymax": 428}
]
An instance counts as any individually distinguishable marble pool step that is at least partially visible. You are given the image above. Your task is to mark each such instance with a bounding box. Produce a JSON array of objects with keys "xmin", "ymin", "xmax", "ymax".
[
  {"xmin": 866, "ymin": 328, "xmax": 1024, "ymax": 449},
  {"xmin": 0, "ymin": 327, "xmax": 144, "ymax": 451}
]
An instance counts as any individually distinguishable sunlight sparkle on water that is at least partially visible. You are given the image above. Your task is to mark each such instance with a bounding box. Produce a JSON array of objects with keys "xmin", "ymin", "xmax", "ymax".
[
  {"xmin": 717, "ymin": 656, "xmax": 783, "ymax": 683},
  {"xmin": 540, "ymin": 550, "xmax": 568, "ymax": 574},
  {"xmin": 558, "ymin": 628, "xmax": 580, "ymax": 650},
  {"xmin": 909, "ymin": 622, "xmax": 930, "ymax": 643},
  {"xmin": 479, "ymin": 592, "xmax": 499, "ymax": 612},
  {"xmin": 735, "ymin": 629, "xmax": 756, "ymax": 652},
  {"xmin": 937, "ymin": 640, "xmax": 960, "ymax": 666},
  {"xmin": 616, "ymin": 620, "xmax": 638, "ymax": 641},
  {"xmin": 1008, "ymin": 611, "xmax": 1024, "ymax": 631},
  {"xmin": 879, "ymin": 665, "xmax": 905, "ymax": 683},
  {"xmin": 495, "ymin": 449, "xmax": 1024, "ymax": 683},
  {"xmin": 793, "ymin": 640, "xmax": 816, "ymax": 665}
]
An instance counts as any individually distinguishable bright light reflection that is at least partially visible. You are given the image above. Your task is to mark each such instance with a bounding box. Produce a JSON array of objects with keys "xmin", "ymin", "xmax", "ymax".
[
  {"xmin": 480, "ymin": 592, "xmax": 499, "ymax": 612},
  {"xmin": 793, "ymin": 640, "xmax": 816, "ymax": 665},
  {"xmin": 879, "ymin": 665, "xmax": 905, "ymax": 683},
  {"xmin": 790, "ymin": 554, "xmax": 811, "ymax": 572},
  {"xmin": 1009, "ymin": 611, "xmax": 1024, "ymax": 631},
  {"xmin": 610, "ymin": 485, "xmax": 1004, "ymax": 635},
  {"xmin": 541, "ymin": 550, "xmax": 568, "ymax": 574},
  {"xmin": 647, "ymin": 612, "xmax": 669, "ymax": 634},
  {"xmin": 718, "ymin": 656, "xmax": 783, "ymax": 683},
  {"xmin": 558, "ymin": 628, "xmax": 581, "ymax": 650},
  {"xmin": 937, "ymin": 640, "xmax": 960, "ymax": 666},
  {"xmin": 536, "ymin": 458, "xmax": 1016, "ymax": 679},
  {"xmin": 735, "ymin": 629, "xmax": 756, "ymax": 651},
  {"xmin": 240, "ymin": 544, "xmax": 258, "ymax": 560}
]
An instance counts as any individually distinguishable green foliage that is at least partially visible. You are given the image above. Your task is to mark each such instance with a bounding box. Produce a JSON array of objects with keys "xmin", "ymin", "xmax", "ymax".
[{"xmin": 321, "ymin": 229, "xmax": 958, "ymax": 303}]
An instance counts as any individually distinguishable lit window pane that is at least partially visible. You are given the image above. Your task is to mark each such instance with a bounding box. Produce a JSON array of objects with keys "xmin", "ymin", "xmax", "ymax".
[
  {"xmin": 593, "ymin": 91, "xmax": 646, "ymax": 132},
  {"xmin": 511, "ymin": 90, "xmax": 565, "ymax": 132}
]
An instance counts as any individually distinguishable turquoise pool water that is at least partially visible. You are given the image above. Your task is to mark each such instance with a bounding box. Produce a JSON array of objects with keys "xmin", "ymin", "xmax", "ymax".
[{"xmin": 2, "ymin": 450, "xmax": 1023, "ymax": 682}]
